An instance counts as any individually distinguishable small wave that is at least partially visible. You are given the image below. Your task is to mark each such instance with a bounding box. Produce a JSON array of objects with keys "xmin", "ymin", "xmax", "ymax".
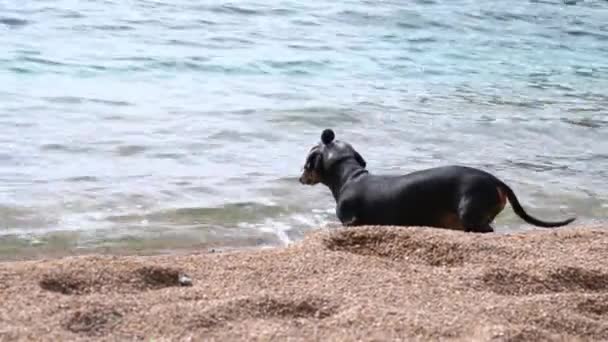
[
  {"xmin": 65, "ymin": 176, "xmax": 99, "ymax": 183},
  {"xmin": 198, "ymin": 4, "xmax": 296, "ymax": 17},
  {"xmin": 561, "ymin": 118, "xmax": 607, "ymax": 129},
  {"xmin": 115, "ymin": 145, "xmax": 148, "ymax": 157},
  {"xmin": 99, "ymin": 25, "xmax": 135, "ymax": 31},
  {"xmin": 479, "ymin": 10, "xmax": 539, "ymax": 24},
  {"xmin": 158, "ymin": 60, "xmax": 261, "ymax": 73},
  {"xmin": 0, "ymin": 152, "xmax": 14, "ymax": 162},
  {"xmin": 58, "ymin": 10, "xmax": 84, "ymax": 19},
  {"xmin": 89, "ymin": 99, "xmax": 132, "ymax": 107},
  {"xmin": 209, "ymin": 4, "xmax": 261, "ymax": 16},
  {"xmin": 487, "ymin": 98, "xmax": 545, "ymax": 109},
  {"xmin": 21, "ymin": 56, "xmax": 66, "ymax": 66},
  {"xmin": 396, "ymin": 17, "xmax": 453, "ymax": 30},
  {"xmin": 396, "ymin": 21, "xmax": 420, "ymax": 29},
  {"xmin": 334, "ymin": 10, "xmax": 387, "ymax": 25},
  {"xmin": 14, "ymin": 49, "xmax": 40, "ymax": 56},
  {"xmin": 207, "ymin": 129, "xmax": 253, "ymax": 143},
  {"xmin": 40, "ymin": 144, "xmax": 93, "ymax": 154},
  {"xmin": 529, "ymin": 0, "xmax": 559, "ymax": 4},
  {"xmin": 106, "ymin": 202, "xmax": 289, "ymax": 227},
  {"xmin": 269, "ymin": 107, "xmax": 362, "ymax": 126},
  {"xmin": 240, "ymin": 210, "xmax": 336, "ymax": 246},
  {"xmin": 290, "ymin": 19, "xmax": 321, "ymax": 27},
  {"xmin": 528, "ymin": 82, "xmax": 574, "ymax": 92},
  {"xmin": 77, "ymin": 59, "xmax": 263, "ymax": 75},
  {"xmin": 565, "ymin": 107, "xmax": 602, "ymax": 113},
  {"xmin": 178, "ymin": 19, "xmax": 218, "ymax": 27},
  {"xmin": 8, "ymin": 67, "xmax": 33, "ymax": 74},
  {"xmin": 407, "ymin": 37, "xmax": 437, "ymax": 44},
  {"xmin": 565, "ymin": 30, "xmax": 608, "ymax": 40},
  {"xmin": 0, "ymin": 17, "xmax": 29, "ymax": 27},
  {"xmin": 287, "ymin": 44, "xmax": 333, "ymax": 52},
  {"xmin": 112, "ymin": 56, "xmax": 156, "ymax": 62},
  {"xmin": 72, "ymin": 24, "xmax": 135, "ymax": 32},
  {"xmin": 122, "ymin": 19, "xmax": 162, "ymax": 26},
  {"xmin": 573, "ymin": 68, "xmax": 599, "ymax": 78},
  {"xmin": 149, "ymin": 152, "xmax": 188, "ymax": 160},
  {"xmin": 43, "ymin": 96, "xmax": 131, "ymax": 107},
  {"xmin": 0, "ymin": 205, "xmax": 58, "ymax": 231},
  {"xmin": 264, "ymin": 59, "xmax": 330, "ymax": 69},
  {"xmin": 270, "ymin": 8, "xmax": 296, "ymax": 16},
  {"xmin": 44, "ymin": 96, "xmax": 84, "ymax": 104},
  {"xmin": 505, "ymin": 160, "xmax": 570, "ymax": 173},
  {"xmin": 165, "ymin": 39, "xmax": 206, "ymax": 47},
  {"xmin": 184, "ymin": 185, "xmax": 218, "ymax": 194},
  {"xmin": 208, "ymin": 36, "xmax": 255, "ymax": 45}
]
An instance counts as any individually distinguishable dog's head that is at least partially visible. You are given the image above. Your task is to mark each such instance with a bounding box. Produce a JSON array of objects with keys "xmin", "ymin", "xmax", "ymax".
[{"xmin": 299, "ymin": 129, "xmax": 367, "ymax": 185}]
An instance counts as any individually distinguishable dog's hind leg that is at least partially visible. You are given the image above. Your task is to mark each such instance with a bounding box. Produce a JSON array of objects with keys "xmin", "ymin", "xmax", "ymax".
[
  {"xmin": 457, "ymin": 194, "xmax": 497, "ymax": 233},
  {"xmin": 477, "ymin": 224, "xmax": 495, "ymax": 233},
  {"xmin": 343, "ymin": 217, "xmax": 359, "ymax": 227}
]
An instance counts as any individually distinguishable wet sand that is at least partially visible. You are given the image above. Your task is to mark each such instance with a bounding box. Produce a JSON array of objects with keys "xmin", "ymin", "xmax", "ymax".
[{"xmin": 1, "ymin": 225, "xmax": 608, "ymax": 341}]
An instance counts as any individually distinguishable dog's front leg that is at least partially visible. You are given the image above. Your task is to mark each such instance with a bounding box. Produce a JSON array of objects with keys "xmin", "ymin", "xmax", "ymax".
[
  {"xmin": 336, "ymin": 198, "xmax": 360, "ymax": 227},
  {"xmin": 343, "ymin": 216, "xmax": 359, "ymax": 227},
  {"xmin": 337, "ymin": 209, "xmax": 358, "ymax": 226}
]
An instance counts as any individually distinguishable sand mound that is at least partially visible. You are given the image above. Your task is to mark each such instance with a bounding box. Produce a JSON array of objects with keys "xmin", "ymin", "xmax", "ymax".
[
  {"xmin": 63, "ymin": 304, "xmax": 123, "ymax": 337},
  {"xmin": 1, "ymin": 225, "xmax": 608, "ymax": 341},
  {"xmin": 186, "ymin": 295, "xmax": 336, "ymax": 330},
  {"xmin": 323, "ymin": 226, "xmax": 496, "ymax": 266},
  {"xmin": 37, "ymin": 260, "xmax": 188, "ymax": 295},
  {"xmin": 480, "ymin": 266, "xmax": 608, "ymax": 295}
]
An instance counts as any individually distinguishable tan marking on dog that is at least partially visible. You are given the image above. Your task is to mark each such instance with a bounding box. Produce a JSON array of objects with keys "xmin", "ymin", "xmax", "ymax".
[
  {"xmin": 437, "ymin": 212, "xmax": 465, "ymax": 230},
  {"xmin": 484, "ymin": 186, "xmax": 509, "ymax": 223},
  {"xmin": 496, "ymin": 186, "xmax": 507, "ymax": 210},
  {"xmin": 300, "ymin": 169, "xmax": 322, "ymax": 185}
]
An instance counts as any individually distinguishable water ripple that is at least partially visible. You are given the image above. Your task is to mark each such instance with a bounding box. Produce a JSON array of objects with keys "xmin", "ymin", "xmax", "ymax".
[{"xmin": 0, "ymin": 17, "xmax": 29, "ymax": 27}]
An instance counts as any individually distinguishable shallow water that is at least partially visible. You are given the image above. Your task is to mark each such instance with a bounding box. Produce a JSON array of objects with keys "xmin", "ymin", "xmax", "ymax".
[{"xmin": 1, "ymin": 0, "xmax": 607, "ymax": 257}]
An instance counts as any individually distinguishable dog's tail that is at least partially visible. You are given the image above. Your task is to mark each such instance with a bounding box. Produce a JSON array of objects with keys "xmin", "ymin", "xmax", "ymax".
[{"xmin": 499, "ymin": 182, "xmax": 576, "ymax": 228}]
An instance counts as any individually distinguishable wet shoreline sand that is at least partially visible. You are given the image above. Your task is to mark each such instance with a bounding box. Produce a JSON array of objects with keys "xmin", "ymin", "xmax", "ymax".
[{"xmin": 1, "ymin": 225, "xmax": 608, "ymax": 341}]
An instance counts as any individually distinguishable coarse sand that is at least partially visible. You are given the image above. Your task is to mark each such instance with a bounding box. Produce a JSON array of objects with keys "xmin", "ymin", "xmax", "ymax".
[{"xmin": 1, "ymin": 225, "xmax": 608, "ymax": 341}]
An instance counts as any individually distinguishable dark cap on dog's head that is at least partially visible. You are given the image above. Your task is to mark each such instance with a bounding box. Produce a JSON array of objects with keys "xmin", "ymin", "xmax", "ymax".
[
  {"xmin": 321, "ymin": 129, "xmax": 335, "ymax": 145},
  {"xmin": 299, "ymin": 128, "xmax": 367, "ymax": 185}
]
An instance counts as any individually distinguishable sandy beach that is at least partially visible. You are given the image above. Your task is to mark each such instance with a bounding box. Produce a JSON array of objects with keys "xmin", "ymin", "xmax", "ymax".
[{"xmin": 1, "ymin": 225, "xmax": 608, "ymax": 341}]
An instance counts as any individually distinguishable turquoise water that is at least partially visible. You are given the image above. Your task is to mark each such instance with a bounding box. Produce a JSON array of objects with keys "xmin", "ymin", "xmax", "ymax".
[{"xmin": 1, "ymin": 0, "xmax": 607, "ymax": 257}]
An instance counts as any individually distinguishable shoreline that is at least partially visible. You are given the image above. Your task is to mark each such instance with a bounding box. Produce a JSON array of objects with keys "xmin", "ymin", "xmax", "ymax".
[
  {"xmin": 3, "ymin": 218, "xmax": 604, "ymax": 263},
  {"xmin": 0, "ymin": 238, "xmax": 270, "ymax": 263},
  {"xmin": 2, "ymin": 224, "xmax": 608, "ymax": 341}
]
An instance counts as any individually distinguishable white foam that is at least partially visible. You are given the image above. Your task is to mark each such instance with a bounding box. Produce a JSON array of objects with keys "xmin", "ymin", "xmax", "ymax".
[{"xmin": 250, "ymin": 219, "xmax": 292, "ymax": 245}]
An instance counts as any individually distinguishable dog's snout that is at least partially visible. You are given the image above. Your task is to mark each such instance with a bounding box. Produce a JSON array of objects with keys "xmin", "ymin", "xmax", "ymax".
[
  {"xmin": 299, "ymin": 169, "xmax": 321, "ymax": 185},
  {"xmin": 298, "ymin": 170, "xmax": 308, "ymax": 184}
]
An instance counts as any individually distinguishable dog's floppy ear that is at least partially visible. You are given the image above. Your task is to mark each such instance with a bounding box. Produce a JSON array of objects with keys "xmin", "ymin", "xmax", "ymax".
[
  {"xmin": 313, "ymin": 152, "xmax": 323, "ymax": 170},
  {"xmin": 354, "ymin": 151, "xmax": 366, "ymax": 168},
  {"xmin": 305, "ymin": 150, "xmax": 323, "ymax": 171}
]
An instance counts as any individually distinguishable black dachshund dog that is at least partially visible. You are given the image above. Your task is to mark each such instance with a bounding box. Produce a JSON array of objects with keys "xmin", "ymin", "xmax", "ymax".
[{"xmin": 299, "ymin": 129, "xmax": 575, "ymax": 233}]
